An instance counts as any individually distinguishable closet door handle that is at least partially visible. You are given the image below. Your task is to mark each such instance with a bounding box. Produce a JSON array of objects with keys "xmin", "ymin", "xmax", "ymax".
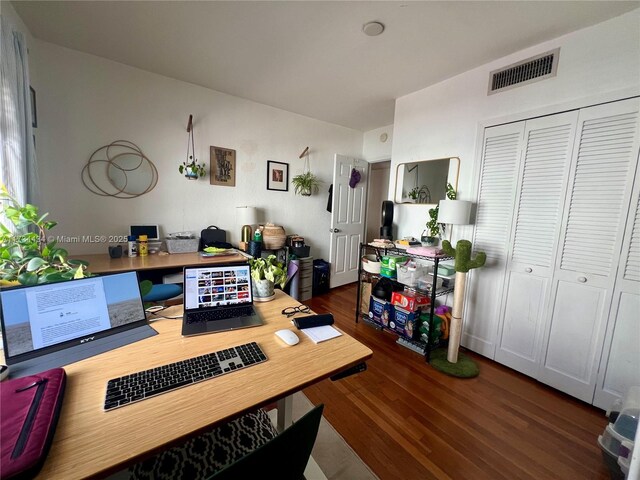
[
  {"xmin": 578, "ymin": 277, "xmax": 587, "ymax": 283},
  {"xmin": 525, "ymin": 267, "xmax": 532, "ymax": 273}
]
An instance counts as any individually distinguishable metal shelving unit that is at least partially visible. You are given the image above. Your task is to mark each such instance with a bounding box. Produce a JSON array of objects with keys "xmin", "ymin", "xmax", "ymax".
[{"xmin": 355, "ymin": 243, "xmax": 454, "ymax": 362}]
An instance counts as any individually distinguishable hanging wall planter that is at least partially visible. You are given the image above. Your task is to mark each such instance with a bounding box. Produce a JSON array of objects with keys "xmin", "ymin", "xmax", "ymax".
[
  {"xmin": 292, "ymin": 147, "xmax": 321, "ymax": 196},
  {"xmin": 178, "ymin": 115, "xmax": 206, "ymax": 180}
]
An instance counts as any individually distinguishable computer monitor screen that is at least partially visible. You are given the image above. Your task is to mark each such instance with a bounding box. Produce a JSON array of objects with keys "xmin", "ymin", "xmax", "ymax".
[
  {"xmin": 183, "ymin": 263, "xmax": 253, "ymax": 310},
  {"xmin": 0, "ymin": 271, "xmax": 147, "ymax": 363}
]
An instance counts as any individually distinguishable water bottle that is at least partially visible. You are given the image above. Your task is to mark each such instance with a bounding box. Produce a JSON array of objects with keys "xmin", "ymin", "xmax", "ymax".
[{"xmin": 127, "ymin": 235, "xmax": 137, "ymax": 257}]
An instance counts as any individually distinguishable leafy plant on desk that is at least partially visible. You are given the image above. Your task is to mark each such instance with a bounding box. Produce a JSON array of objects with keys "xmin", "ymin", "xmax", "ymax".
[
  {"xmin": 0, "ymin": 185, "xmax": 89, "ymax": 285},
  {"xmin": 248, "ymin": 255, "xmax": 287, "ymax": 288}
]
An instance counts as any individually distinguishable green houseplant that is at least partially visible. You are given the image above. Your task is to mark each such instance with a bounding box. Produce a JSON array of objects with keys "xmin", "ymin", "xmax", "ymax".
[
  {"xmin": 179, "ymin": 159, "xmax": 206, "ymax": 180},
  {"xmin": 248, "ymin": 255, "xmax": 287, "ymax": 300},
  {"xmin": 0, "ymin": 185, "xmax": 89, "ymax": 285},
  {"xmin": 291, "ymin": 172, "xmax": 321, "ymax": 196},
  {"xmin": 423, "ymin": 183, "xmax": 457, "ymax": 246}
]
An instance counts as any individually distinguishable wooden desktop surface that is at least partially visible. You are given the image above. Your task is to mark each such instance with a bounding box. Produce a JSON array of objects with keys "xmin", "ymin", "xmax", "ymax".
[
  {"xmin": 36, "ymin": 290, "xmax": 372, "ymax": 479},
  {"xmin": 76, "ymin": 251, "xmax": 248, "ymax": 274}
]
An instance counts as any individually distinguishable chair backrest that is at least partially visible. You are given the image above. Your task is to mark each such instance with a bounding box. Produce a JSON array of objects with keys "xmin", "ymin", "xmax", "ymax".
[{"xmin": 209, "ymin": 404, "xmax": 324, "ymax": 480}]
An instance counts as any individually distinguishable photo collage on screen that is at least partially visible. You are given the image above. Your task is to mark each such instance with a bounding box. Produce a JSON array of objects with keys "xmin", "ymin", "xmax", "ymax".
[{"xmin": 196, "ymin": 268, "xmax": 250, "ymax": 307}]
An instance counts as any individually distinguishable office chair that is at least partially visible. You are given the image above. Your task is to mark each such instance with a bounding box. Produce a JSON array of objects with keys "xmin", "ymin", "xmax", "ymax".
[
  {"xmin": 139, "ymin": 279, "xmax": 183, "ymax": 304},
  {"xmin": 129, "ymin": 405, "xmax": 324, "ymax": 480},
  {"xmin": 209, "ymin": 404, "xmax": 324, "ymax": 480}
]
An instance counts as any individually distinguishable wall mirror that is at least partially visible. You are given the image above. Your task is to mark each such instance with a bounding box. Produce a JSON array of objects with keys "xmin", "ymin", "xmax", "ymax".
[{"xmin": 394, "ymin": 157, "xmax": 460, "ymax": 204}]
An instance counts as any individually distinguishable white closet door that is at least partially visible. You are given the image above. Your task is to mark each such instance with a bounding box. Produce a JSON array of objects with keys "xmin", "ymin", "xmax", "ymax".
[
  {"xmin": 495, "ymin": 112, "xmax": 578, "ymax": 377},
  {"xmin": 540, "ymin": 98, "xmax": 640, "ymax": 402},
  {"xmin": 593, "ymin": 159, "xmax": 640, "ymax": 409},
  {"xmin": 463, "ymin": 123, "xmax": 523, "ymax": 358}
]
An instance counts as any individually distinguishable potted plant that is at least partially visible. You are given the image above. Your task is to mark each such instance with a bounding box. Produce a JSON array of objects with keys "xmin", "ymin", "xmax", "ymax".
[
  {"xmin": 248, "ymin": 254, "xmax": 287, "ymax": 301},
  {"xmin": 422, "ymin": 183, "xmax": 457, "ymax": 246},
  {"xmin": 408, "ymin": 187, "xmax": 420, "ymax": 202},
  {"xmin": 291, "ymin": 172, "xmax": 321, "ymax": 196},
  {"xmin": 0, "ymin": 185, "xmax": 89, "ymax": 285},
  {"xmin": 179, "ymin": 159, "xmax": 206, "ymax": 180}
]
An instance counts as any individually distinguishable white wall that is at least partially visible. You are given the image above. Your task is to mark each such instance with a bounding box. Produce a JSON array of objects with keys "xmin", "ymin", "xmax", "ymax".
[
  {"xmin": 362, "ymin": 124, "xmax": 393, "ymax": 163},
  {"xmin": 31, "ymin": 41, "xmax": 363, "ymax": 261},
  {"xmin": 391, "ymin": 9, "xmax": 640, "ymax": 241}
]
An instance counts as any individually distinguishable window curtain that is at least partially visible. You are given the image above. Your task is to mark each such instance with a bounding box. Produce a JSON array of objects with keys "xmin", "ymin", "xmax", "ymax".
[{"xmin": 0, "ymin": 15, "xmax": 39, "ymax": 223}]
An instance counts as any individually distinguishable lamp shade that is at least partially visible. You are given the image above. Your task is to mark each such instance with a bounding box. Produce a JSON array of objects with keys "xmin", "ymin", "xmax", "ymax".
[
  {"xmin": 237, "ymin": 206, "xmax": 257, "ymax": 226},
  {"xmin": 438, "ymin": 200, "xmax": 472, "ymax": 225}
]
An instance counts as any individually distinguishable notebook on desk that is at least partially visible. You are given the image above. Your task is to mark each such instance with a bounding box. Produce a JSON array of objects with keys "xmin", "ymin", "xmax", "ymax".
[
  {"xmin": 181, "ymin": 262, "xmax": 263, "ymax": 336},
  {"xmin": 0, "ymin": 271, "xmax": 156, "ymax": 378}
]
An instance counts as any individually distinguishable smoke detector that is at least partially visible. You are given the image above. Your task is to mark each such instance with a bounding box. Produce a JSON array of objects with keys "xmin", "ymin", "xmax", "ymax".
[{"xmin": 363, "ymin": 21, "xmax": 385, "ymax": 36}]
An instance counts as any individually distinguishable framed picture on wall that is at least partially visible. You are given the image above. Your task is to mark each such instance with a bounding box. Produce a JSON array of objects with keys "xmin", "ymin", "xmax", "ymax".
[
  {"xmin": 267, "ymin": 161, "xmax": 288, "ymax": 192},
  {"xmin": 210, "ymin": 146, "xmax": 236, "ymax": 187}
]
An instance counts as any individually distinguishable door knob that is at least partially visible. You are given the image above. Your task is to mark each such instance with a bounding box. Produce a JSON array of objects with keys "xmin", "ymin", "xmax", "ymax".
[
  {"xmin": 525, "ymin": 267, "xmax": 532, "ymax": 273},
  {"xmin": 330, "ymin": 228, "xmax": 341, "ymax": 233},
  {"xmin": 578, "ymin": 277, "xmax": 587, "ymax": 283}
]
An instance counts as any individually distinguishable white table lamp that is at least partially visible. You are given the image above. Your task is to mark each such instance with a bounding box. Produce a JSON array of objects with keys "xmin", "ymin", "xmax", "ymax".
[{"xmin": 438, "ymin": 200, "xmax": 472, "ymax": 226}]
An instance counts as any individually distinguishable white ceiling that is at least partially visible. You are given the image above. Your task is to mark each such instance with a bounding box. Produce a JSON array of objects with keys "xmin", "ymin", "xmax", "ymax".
[{"xmin": 12, "ymin": 1, "xmax": 640, "ymax": 132}]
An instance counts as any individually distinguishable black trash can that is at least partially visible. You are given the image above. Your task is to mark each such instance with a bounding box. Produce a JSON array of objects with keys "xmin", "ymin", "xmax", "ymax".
[{"xmin": 313, "ymin": 259, "xmax": 330, "ymax": 296}]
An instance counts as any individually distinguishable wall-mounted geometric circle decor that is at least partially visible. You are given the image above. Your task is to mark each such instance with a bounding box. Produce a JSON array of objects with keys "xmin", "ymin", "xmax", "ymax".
[{"xmin": 82, "ymin": 140, "xmax": 158, "ymax": 198}]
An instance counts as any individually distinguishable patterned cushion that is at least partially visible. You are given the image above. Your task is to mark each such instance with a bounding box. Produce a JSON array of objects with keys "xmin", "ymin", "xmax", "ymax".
[{"xmin": 129, "ymin": 408, "xmax": 277, "ymax": 480}]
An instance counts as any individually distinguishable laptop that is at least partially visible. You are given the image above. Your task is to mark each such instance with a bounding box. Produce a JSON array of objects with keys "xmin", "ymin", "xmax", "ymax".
[
  {"xmin": 0, "ymin": 271, "xmax": 156, "ymax": 378},
  {"xmin": 181, "ymin": 262, "xmax": 263, "ymax": 336}
]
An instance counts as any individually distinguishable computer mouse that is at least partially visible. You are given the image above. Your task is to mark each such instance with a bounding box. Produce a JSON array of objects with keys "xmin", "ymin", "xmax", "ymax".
[{"xmin": 275, "ymin": 329, "xmax": 299, "ymax": 346}]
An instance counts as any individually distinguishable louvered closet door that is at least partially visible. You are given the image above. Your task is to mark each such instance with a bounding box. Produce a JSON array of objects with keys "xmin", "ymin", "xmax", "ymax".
[
  {"xmin": 539, "ymin": 98, "xmax": 640, "ymax": 402},
  {"xmin": 495, "ymin": 112, "xmax": 578, "ymax": 377},
  {"xmin": 463, "ymin": 123, "xmax": 523, "ymax": 358},
  {"xmin": 594, "ymin": 157, "xmax": 640, "ymax": 409}
]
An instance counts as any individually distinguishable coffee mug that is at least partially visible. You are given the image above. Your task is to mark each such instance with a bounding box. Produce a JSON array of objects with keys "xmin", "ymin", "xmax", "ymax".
[{"xmin": 108, "ymin": 245, "xmax": 123, "ymax": 258}]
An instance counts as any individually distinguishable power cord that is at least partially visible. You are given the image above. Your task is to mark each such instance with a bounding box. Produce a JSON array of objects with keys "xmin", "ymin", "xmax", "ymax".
[{"xmin": 145, "ymin": 305, "xmax": 183, "ymax": 321}]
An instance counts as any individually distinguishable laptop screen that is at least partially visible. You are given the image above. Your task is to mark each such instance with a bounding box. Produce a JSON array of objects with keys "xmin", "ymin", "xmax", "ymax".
[
  {"xmin": 0, "ymin": 271, "xmax": 146, "ymax": 363},
  {"xmin": 184, "ymin": 263, "xmax": 252, "ymax": 311}
]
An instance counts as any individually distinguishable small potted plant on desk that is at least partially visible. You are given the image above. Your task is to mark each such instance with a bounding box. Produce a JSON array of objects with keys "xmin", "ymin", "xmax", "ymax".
[{"xmin": 248, "ymin": 255, "xmax": 287, "ymax": 301}]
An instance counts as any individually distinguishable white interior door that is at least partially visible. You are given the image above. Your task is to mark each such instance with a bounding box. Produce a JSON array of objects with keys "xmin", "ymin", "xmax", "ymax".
[
  {"xmin": 495, "ymin": 111, "xmax": 578, "ymax": 377},
  {"xmin": 329, "ymin": 154, "xmax": 367, "ymax": 288},
  {"xmin": 594, "ymin": 157, "xmax": 640, "ymax": 409},
  {"xmin": 539, "ymin": 98, "xmax": 640, "ymax": 402},
  {"xmin": 463, "ymin": 122, "xmax": 523, "ymax": 358}
]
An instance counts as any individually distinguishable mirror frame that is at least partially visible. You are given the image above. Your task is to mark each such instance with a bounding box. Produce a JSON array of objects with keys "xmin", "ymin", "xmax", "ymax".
[{"xmin": 394, "ymin": 156, "xmax": 460, "ymax": 205}]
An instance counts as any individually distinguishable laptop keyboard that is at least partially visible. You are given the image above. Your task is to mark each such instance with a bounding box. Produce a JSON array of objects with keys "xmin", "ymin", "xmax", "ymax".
[
  {"xmin": 186, "ymin": 305, "xmax": 255, "ymax": 324},
  {"xmin": 103, "ymin": 342, "xmax": 267, "ymax": 411}
]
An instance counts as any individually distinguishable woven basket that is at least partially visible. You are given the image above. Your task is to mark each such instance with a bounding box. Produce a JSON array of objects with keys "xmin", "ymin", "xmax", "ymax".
[
  {"xmin": 165, "ymin": 238, "xmax": 199, "ymax": 254},
  {"xmin": 262, "ymin": 223, "xmax": 286, "ymax": 250}
]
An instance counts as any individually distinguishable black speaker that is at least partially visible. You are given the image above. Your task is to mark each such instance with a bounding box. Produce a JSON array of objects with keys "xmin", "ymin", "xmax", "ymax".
[
  {"xmin": 381, "ymin": 200, "xmax": 394, "ymax": 227},
  {"xmin": 379, "ymin": 225, "xmax": 393, "ymax": 240}
]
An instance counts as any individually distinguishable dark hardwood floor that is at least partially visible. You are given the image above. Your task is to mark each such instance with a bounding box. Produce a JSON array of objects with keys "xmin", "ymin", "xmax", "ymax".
[{"xmin": 302, "ymin": 283, "xmax": 609, "ymax": 480}]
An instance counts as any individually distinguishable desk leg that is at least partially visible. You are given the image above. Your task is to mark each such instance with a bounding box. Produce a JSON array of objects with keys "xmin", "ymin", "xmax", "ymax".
[{"xmin": 276, "ymin": 395, "xmax": 293, "ymax": 433}]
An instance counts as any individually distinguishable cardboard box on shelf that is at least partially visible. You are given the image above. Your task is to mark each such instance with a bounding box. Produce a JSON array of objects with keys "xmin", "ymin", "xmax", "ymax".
[
  {"xmin": 369, "ymin": 296, "xmax": 393, "ymax": 328},
  {"xmin": 391, "ymin": 290, "xmax": 430, "ymax": 312}
]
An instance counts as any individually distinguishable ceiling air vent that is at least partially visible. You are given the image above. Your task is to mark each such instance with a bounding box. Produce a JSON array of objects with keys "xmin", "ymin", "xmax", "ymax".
[{"xmin": 488, "ymin": 48, "xmax": 560, "ymax": 95}]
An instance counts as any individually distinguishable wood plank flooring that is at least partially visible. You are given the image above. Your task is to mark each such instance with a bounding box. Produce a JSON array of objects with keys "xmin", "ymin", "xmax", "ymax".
[{"xmin": 302, "ymin": 283, "xmax": 609, "ymax": 480}]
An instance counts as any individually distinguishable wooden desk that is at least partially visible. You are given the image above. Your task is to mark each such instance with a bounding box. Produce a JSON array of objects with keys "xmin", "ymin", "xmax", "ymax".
[
  {"xmin": 76, "ymin": 251, "xmax": 248, "ymax": 274},
  {"xmin": 36, "ymin": 290, "xmax": 372, "ymax": 479}
]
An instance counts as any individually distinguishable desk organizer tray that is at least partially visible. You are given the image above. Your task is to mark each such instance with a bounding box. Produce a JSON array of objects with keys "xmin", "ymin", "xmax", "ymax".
[{"xmin": 0, "ymin": 368, "xmax": 67, "ymax": 480}]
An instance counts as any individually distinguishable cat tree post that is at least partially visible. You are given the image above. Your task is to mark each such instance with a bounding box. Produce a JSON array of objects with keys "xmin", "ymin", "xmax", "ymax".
[{"xmin": 447, "ymin": 271, "xmax": 467, "ymax": 363}]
